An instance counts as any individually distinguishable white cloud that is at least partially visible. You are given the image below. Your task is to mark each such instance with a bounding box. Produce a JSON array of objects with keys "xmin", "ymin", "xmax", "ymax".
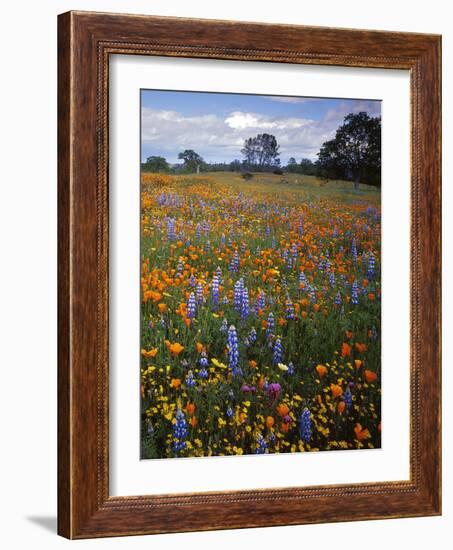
[
  {"xmin": 141, "ymin": 99, "xmax": 380, "ymax": 164},
  {"xmin": 225, "ymin": 111, "xmax": 311, "ymax": 130}
]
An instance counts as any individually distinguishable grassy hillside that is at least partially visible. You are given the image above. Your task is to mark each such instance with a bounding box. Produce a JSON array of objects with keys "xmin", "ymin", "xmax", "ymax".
[{"xmin": 141, "ymin": 171, "xmax": 380, "ymax": 206}]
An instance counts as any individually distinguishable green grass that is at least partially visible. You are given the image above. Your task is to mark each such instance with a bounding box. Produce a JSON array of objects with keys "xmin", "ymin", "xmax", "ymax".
[{"xmin": 195, "ymin": 171, "xmax": 380, "ymax": 205}]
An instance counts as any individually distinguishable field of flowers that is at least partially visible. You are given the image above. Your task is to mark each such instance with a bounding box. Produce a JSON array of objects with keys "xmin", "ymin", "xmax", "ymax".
[{"xmin": 140, "ymin": 172, "xmax": 381, "ymax": 459}]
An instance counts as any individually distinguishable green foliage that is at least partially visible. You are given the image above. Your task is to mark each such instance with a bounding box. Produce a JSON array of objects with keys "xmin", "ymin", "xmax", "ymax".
[
  {"xmin": 143, "ymin": 155, "xmax": 170, "ymax": 173},
  {"xmin": 317, "ymin": 112, "xmax": 381, "ymax": 188},
  {"xmin": 178, "ymin": 149, "xmax": 204, "ymax": 173},
  {"xmin": 241, "ymin": 133, "xmax": 280, "ymax": 170}
]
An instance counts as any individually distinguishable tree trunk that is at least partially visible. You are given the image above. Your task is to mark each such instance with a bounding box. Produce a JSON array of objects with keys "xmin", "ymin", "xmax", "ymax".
[{"xmin": 196, "ymin": 164, "xmax": 200, "ymax": 174}]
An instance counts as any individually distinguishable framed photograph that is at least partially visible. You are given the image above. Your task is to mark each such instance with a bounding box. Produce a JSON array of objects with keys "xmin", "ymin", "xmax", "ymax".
[{"xmin": 58, "ymin": 11, "xmax": 441, "ymax": 538}]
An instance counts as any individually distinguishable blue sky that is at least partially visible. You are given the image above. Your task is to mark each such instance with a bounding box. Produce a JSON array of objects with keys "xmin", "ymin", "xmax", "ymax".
[{"xmin": 141, "ymin": 90, "xmax": 381, "ymax": 165}]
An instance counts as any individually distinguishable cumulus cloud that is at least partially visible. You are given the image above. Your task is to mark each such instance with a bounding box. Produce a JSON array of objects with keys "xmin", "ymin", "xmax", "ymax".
[
  {"xmin": 141, "ymin": 99, "xmax": 380, "ymax": 164},
  {"xmin": 225, "ymin": 111, "xmax": 311, "ymax": 130}
]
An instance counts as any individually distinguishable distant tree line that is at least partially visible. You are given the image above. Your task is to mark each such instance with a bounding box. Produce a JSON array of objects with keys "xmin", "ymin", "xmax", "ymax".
[{"xmin": 141, "ymin": 112, "xmax": 381, "ymax": 187}]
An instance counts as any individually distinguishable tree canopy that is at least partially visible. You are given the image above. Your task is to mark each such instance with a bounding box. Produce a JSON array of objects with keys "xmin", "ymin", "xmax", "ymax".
[
  {"xmin": 241, "ymin": 133, "xmax": 280, "ymax": 170},
  {"xmin": 317, "ymin": 112, "xmax": 381, "ymax": 188},
  {"xmin": 178, "ymin": 149, "xmax": 204, "ymax": 173},
  {"xmin": 144, "ymin": 155, "xmax": 170, "ymax": 173}
]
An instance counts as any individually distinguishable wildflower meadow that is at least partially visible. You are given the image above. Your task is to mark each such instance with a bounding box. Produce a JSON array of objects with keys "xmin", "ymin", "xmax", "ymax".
[{"xmin": 140, "ymin": 172, "xmax": 381, "ymax": 459}]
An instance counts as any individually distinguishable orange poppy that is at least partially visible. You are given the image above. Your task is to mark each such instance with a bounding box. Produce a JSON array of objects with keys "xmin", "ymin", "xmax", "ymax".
[
  {"xmin": 330, "ymin": 384, "xmax": 343, "ymax": 398},
  {"xmin": 276, "ymin": 403, "xmax": 290, "ymax": 417},
  {"xmin": 141, "ymin": 348, "xmax": 158, "ymax": 358},
  {"xmin": 337, "ymin": 401, "xmax": 346, "ymax": 414},
  {"xmin": 158, "ymin": 303, "xmax": 167, "ymax": 313},
  {"xmin": 266, "ymin": 416, "xmax": 275, "ymax": 428},
  {"xmin": 280, "ymin": 422, "xmax": 290, "ymax": 433},
  {"xmin": 341, "ymin": 342, "xmax": 351, "ymax": 358},
  {"xmin": 316, "ymin": 364, "xmax": 327, "ymax": 378},
  {"xmin": 186, "ymin": 402, "xmax": 196, "ymax": 415},
  {"xmin": 354, "ymin": 423, "xmax": 371, "ymax": 441},
  {"xmin": 170, "ymin": 378, "xmax": 181, "ymax": 389},
  {"xmin": 354, "ymin": 359, "xmax": 363, "ymax": 369},
  {"xmin": 364, "ymin": 370, "xmax": 377, "ymax": 383},
  {"xmin": 355, "ymin": 342, "xmax": 368, "ymax": 353},
  {"xmin": 169, "ymin": 342, "xmax": 184, "ymax": 356},
  {"xmin": 249, "ymin": 360, "xmax": 257, "ymax": 369},
  {"xmin": 195, "ymin": 342, "xmax": 204, "ymax": 353}
]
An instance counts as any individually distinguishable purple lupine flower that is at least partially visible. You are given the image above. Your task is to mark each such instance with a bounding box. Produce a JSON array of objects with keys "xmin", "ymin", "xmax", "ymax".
[
  {"xmin": 229, "ymin": 250, "xmax": 240, "ymax": 272},
  {"xmin": 287, "ymin": 362, "xmax": 295, "ymax": 375},
  {"xmin": 226, "ymin": 406, "xmax": 233, "ymax": 418},
  {"xmin": 344, "ymin": 387, "xmax": 353, "ymax": 410},
  {"xmin": 198, "ymin": 367, "xmax": 208, "ymax": 379},
  {"xmin": 176, "ymin": 257, "xmax": 184, "ymax": 276},
  {"xmin": 220, "ymin": 318, "xmax": 228, "ymax": 333},
  {"xmin": 329, "ymin": 272, "xmax": 336, "ymax": 287},
  {"xmin": 199, "ymin": 351, "xmax": 209, "ymax": 367},
  {"xmin": 241, "ymin": 286, "xmax": 250, "ymax": 319},
  {"xmin": 285, "ymin": 298, "xmax": 295, "ymax": 320},
  {"xmin": 351, "ymin": 280, "xmax": 359, "ymax": 305},
  {"xmin": 227, "ymin": 325, "xmax": 241, "ymax": 376},
  {"xmin": 196, "ymin": 282, "xmax": 204, "ymax": 304},
  {"xmin": 166, "ymin": 217, "xmax": 176, "ymax": 241},
  {"xmin": 273, "ymin": 338, "xmax": 283, "ymax": 365},
  {"xmin": 298, "ymin": 408, "xmax": 312, "ymax": 443},
  {"xmin": 351, "ymin": 238, "xmax": 358, "ymax": 262},
  {"xmin": 248, "ymin": 327, "xmax": 257, "ymax": 344},
  {"xmin": 234, "ymin": 278, "xmax": 244, "ymax": 312},
  {"xmin": 299, "ymin": 271, "xmax": 307, "ymax": 287},
  {"xmin": 172, "ymin": 409, "xmax": 188, "ymax": 453},
  {"xmin": 266, "ymin": 312, "xmax": 275, "ymax": 340},
  {"xmin": 367, "ymin": 252, "xmax": 376, "ymax": 279},
  {"xmin": 255, "ymin": 433, "xmax": 268, "ymax": 454},
  {"xmin": 187, "ymin": 292, "xmax": 197, "ymax": 318},
  {"xmin": 188, "ymin": 274, "xmax": 196, "ymax": 287},
  {"xmin": 211, "ymin": 274, "xmax": 220, "ymax": 307},
  {"xmin": 334, "ymin": 291, "xmax": 342, "ymax": 306},
  {"xmin": 195, "ymin": 223, "xmax": 201, "ymax": 239},
  {"xmin": 185, "ymin": 370, "xmax": 196, "ymax": 388}
]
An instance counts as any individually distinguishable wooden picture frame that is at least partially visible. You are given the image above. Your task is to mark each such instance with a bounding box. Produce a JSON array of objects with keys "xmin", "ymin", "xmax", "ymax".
[{"xmin": 58, "ymin": 10, "xmax": 441, "ymax": 539}]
